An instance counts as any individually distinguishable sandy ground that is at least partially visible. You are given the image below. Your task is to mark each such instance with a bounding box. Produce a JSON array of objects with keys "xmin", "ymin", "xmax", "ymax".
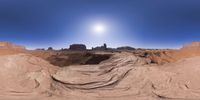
[{"xmin": 1, "ymin": 52, "xmax": 200, "ymax": 100}]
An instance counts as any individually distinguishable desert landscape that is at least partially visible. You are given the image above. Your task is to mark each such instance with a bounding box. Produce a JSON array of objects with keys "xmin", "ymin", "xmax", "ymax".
[
  {"xmin": 1, "ymin": 0, "xmax": 200, "ymax": 100},
  {"xmin": 0, "ymin": 42, "xmax": 200, "ymax": 100}
]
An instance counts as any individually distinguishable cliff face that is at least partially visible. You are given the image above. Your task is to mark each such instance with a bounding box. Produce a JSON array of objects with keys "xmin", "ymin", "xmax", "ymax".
[
  {"xmin": 0, "ymin": 42, "xmax": 25, "ymax": 50},
  {"xmin": 182, "ymin": 42, "xmax": 200, "ymax": 49}
]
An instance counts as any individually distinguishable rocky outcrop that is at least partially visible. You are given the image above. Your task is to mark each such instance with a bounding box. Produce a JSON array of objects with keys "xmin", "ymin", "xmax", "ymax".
[
  {"xmin": 50, "ymin": 52, "xmax": 200, "ymax": 100},
  {"xmin": 92, "ymin": 43, "xmax": 107, "ymax": 50},
  {"xmin": 69, "ymin": 44, "xmax": 86, "ymax": 50},
  {"xmin": 47, "ymin": 47, "xmax": 53, "ymax": 51},
  {"xmin": 0, "ymin": 54, "xmax": 59, "ymax": 98},
  {"xmin": 172, "ymin": 42, "xmax": 200, "ymax": 60},
  {"xmin": 117, "ymin": 46, "xmax": 135, "ymax": 50},
  {"xmin": 3, "ymin": 51, "xmax": 200, "ymax": 100},
  {"xmin": 46, "ymin": 52, "xmax": 112, "ymax": 67},
  {"xmin": 133, "ymin": 50, "xmax": 175, "ymax": 64},
  {"xmin": 182, "ymin": 42, "xmax": 200, "ymax": 49},
  {"xmin": 0, "ymin": 42, "xmax": 25, "ymax": 50}
]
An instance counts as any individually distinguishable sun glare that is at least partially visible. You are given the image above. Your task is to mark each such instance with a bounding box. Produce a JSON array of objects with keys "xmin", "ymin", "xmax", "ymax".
[{"xmin": 92, "ymin": 23, "xmax": 106, "ymax": 35}]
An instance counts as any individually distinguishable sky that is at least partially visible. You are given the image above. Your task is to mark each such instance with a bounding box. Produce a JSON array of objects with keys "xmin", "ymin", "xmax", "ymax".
[{"xmin": 0, "ymin": 0, "xmax": 200, "ymax": 49}]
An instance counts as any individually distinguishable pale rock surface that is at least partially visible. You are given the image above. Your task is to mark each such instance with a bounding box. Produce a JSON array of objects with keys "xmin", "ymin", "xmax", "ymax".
[
  {"xmin": 1, "ymin": 52, "xmax": 200, "ymax": 100},
  {"xmin": 0, "ymin": 54, "xmax": 59, "ymax": 99},
  {"xmin": 53, "ymin": 52, "xmax": 200, "ymax": 100}
]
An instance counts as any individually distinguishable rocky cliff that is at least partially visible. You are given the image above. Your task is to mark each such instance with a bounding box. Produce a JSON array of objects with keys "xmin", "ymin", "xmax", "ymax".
[
  {"xmin": 182, "ymin": 42, "xmax": 200, "ymax": 49},
  {"xmin": 0, "ymin": 42, "xmax": 25, "ymax": 50}
]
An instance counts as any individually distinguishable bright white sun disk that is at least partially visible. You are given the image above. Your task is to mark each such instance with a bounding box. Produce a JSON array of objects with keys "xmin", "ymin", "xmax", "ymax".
[{"xmin": 92, "ymin": 24, "xmax": 106, "ymax": 35}]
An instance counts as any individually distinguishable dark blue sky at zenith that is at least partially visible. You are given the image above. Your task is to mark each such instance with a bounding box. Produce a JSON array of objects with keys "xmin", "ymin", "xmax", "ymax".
[{"xmin": 0, "ymin": 0, "xmax": 200, "ymax": 49}]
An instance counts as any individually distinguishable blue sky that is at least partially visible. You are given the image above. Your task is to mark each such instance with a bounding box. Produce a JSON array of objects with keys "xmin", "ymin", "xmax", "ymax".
[{"xmin": 0, "ymin": 0, "xmax": 200, "ymax": 49}]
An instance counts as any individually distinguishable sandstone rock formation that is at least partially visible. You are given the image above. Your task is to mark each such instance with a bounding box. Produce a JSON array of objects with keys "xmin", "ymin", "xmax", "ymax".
[
  {"xmin": 171, "ymin": 42, "xmax": 200, "ymax": 60},
  {"xmin": 0, "ymin": 42, "xmax": 26, "ymax": 55},
  {"xmin": 0, "ymin": 42, "xmax": 25, "ymax": 50},
  {"xmin": 3, "ymin": 42, "xmax": 200, "ymax": 100},
  {"xmin": 117, "ymin": 46, "xmax": 135, "ymax": 50},
  {"xmin": 0, "ymin": 54, "xmax": 59, "ymax": 99},
  {"xmin": 92, "ymin": 43, "xmax": 107, "ymax": 50},
  {"xmin": 51, "ymin": 52, "xmax": 200, "ymax": 100},
  {"xmin": 69, "ymin": 44, "xmax": 86, "ymax": 50},
  {"xmin": 47, "ymin": 47, "xmax": 53, "ymax": 51},
  {"xmin": 182, "ymin": 42, "xmax": 200, "ymax": 49},
  {"xmin": 46, "ymin": 52, "xmax": 111, "ymax": 67}
]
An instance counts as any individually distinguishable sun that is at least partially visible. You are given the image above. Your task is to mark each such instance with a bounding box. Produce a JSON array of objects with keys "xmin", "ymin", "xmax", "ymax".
[{"xmin": 92, "ymin": 23, "xmax": 106, "ymax": 35}]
